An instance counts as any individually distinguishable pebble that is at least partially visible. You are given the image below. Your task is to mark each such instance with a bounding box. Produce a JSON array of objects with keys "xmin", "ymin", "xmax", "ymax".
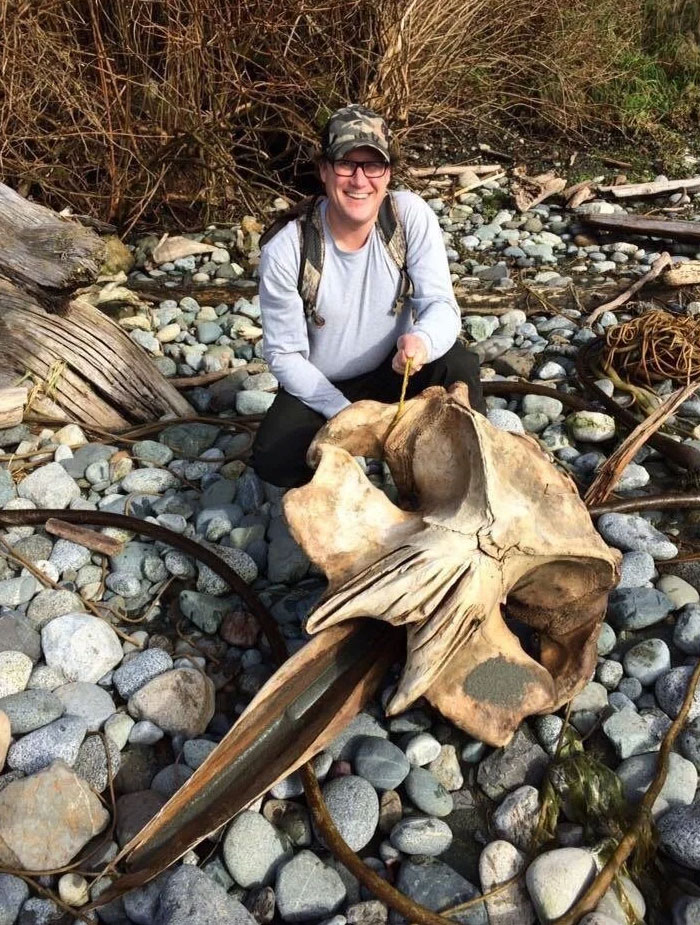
[
  {"xmin": 606, "ymin": 587, "xmax": 674, "ymax": 630},
  {"xmin": 116, "ymin": 790, "xmax": 166, "ymax": 845},
  {"xmin": 656, "ymin": 666, "xmax": 700, "ymax": 721},
  {"xmin": 674, "ymin": 603, "xmax": 700, "ymax": 654},
  {"xmin": 0, "ymin": 577, "xmax": 37, "ymax": 608},
  {"xmin": 353, "ymin": 735, "xmax": 410, "ymax": 790},
  {"xmin": 567, "ymin": 412, "xmax": 616, "ymax": 442},
  {"xmin": 263, "ymin": 800, "xmax": 312, "ymax": 847},
  {"xmin": 393, "ymin": 858, "xmax": 486, "ymax": 925},
  {"xmin": 73, "ymin": 733, "xmax": 122, "ymax": 792},
  {"xmin": 596, "ymin": 513, "xmax": 678, "ymax": 559},
  {"xmin": 616, "ymin": 751, "xmax": 698, "ymax": 817},
  {"xmin": 390, "ymin": 817, "xmax": 452, "ymax": 856},
  {"xmin": 127, "ymin": 667, "xmax": 215, "ymax": 737},
  {"xmin": 617, "ymin": 551, "xmax": 656, "ymax": 589},
  {"xmin": 404, "ymin": 732, "xmax": 442, "ymax": 767},
  {"xmin": 479, "ymin": 840, "xmax": 535, "ymax": 925},
  {"xmin": 54, "ymin": 682, "xmax": 115, "ymax": 731},
  {"xmin": 113, "ymin": 648, "xmax": 173, "ymax": 699},
  {"xmin": 570, "ymin": 681, "xmax": 608, "ymax": 713},
  {"xmin": 17, "ymin": 462, "xmax": 81, "ymax": 508},
  {"xmin": 271, "ymin": 752, "xmax": 332, "ymax": 799},
  {"xmin": 601, "ymin": 708, "xmax": 660, "ymax": 759},
  {"xmin": 0, "ymin": 873, "xmax": 29, "ymax": 924},
  {"xmin": 492, "ymin": 785, "xmax": 540, "ymax": 851},
  {"xmin": 657, "ymin": 804, "xmax": 700, "ymax": 870},
  {"xmin": 275, "ymin": 851, "xmax": 346, "ymax": 923},
  {"xmin": 486, "ymin": 409, "xmax": 525, "ymax": 433},
  {"xmin": 428, "ymin": 744, "xmax": 463, "ymax": 791},
  {"xmin": 404, "ymin": 766, "xmax": 453, "ymax": 817},
  {"xmin": 0, "ymin": 651, "xmax": 32, "ymax": 697},
  {"xmin": 525, "ymin": 848, "xmax": 596, "ymax": 922},
  {"xmin": 595, "ymin": 659, "xmax": 623, "ymax": 690},
  {"xmin": 623, "ymin": 638, "xmax": 671, "ymax": 685},
  {"xmin": 596, "ymin": 623, "xmax": 616, "ymax": 656},
  {"xmin": 121, "ymin": 468, "xmax": 180, "ymax": 493},
  {"xmin": 327, "ymin": 712, "xmax": 388, "ymax": 760},
  {"xmin": 154, "ymin": 864, "xmax": 257, "ymax": 925},
  {"xmin": 129, "ymin": 719, "xmax": 164, "ymax": 745},
  {"xmin": 26, "ymin": 589, "xmax": 85, "ymax": 629},
  {"xmin": 477, "ymin": 727, "xmax": 548, "ymax": 800},
  {"xmin": 319, "ymin": 776, "xmax": 379, "ymax": 851},
  {"xmin": 104, "ymin": 712, "xmax": 135, "ymax": 750},
  {"xmin": 222, "ymin": 810, "xmax": 293, "ymax": 888},
  {"xmin": 657, "ymin": 574, "xmax": 699, "ymax": 608},
  {"xmin": 41, "ymin": 613, "xmax": 123, "ymax": 683}
]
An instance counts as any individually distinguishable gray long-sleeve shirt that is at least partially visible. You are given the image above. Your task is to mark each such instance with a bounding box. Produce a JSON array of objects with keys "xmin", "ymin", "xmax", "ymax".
[{"xmin": 259, "ymin": 190, "xmax": 460, "ymax": 419}]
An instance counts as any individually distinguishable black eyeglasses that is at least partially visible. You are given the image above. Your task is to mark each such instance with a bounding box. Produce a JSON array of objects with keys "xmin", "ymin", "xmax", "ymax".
[{"xmin": 331, "ymin": 158, "xmax": 389, "ymax": 178}]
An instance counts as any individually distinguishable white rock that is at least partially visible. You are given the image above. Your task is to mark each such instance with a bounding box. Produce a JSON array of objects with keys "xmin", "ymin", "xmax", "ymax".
[
  {"xmin": 0, "ymin": 652, "xmax": 33, "ymax": 698},
  {"xmin": 41, "ymin": 613, "xmax": 123, "ymax": 683},
  {"xmin": 656, "ymin": 574, "xmax": 699, "ymax": 609},
  {"xmin": 526, "ymin": 848, "xmax": 596, "ymax": 922},
  {"xmin": 492, "ymin": 785, "xmax": 540, "ymax": 851},
  {"xmin": 17, "ymin": 463, "xmax": 81, "ymax": 508},
  {"xmin": 404, "ymin": 732, "xmax": 442, "ymax": 767},
  {"xmin": 479, "ymin": 840, "xmax": 535, "ymax": 925}
]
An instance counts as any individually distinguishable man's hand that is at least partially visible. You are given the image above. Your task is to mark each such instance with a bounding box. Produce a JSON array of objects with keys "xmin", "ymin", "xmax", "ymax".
[{"xmin": 392, "ymin": 333, "xmax": 428, "ymax": 376}]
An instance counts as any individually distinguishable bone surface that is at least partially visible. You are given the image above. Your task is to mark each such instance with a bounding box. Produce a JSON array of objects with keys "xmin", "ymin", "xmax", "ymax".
[{"xmin": 284, "ymin": 382, "xmax": 620, "ymax": 746}]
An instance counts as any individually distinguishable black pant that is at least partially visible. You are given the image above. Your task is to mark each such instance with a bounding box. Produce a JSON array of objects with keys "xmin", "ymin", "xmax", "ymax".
[{"xmin": 251, "ymin": 342, "xmax": 484, "ymax": 487}]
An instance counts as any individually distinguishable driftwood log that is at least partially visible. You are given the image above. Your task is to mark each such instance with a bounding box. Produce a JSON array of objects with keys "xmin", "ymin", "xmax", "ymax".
[
  {"xmin": 0, "ymin": 183, "xmax": 192, "ymax": 427},
  {"xmin": 580, "ymin": 212, "xmax": 700, "ymax": 244},
  {"xmin": 0, "ymin": 386, "xmax": 28, "ymax": 427}
]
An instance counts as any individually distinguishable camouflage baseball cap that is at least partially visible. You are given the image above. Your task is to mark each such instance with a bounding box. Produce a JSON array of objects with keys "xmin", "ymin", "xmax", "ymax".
[{"xmin": 321, "ymin": 104, "xmax": 391, "ymax": 163}]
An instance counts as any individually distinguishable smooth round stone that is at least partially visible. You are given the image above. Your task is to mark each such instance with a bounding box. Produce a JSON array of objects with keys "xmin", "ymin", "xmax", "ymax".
[
  {"xmin": 104, "ymin": 712, "xmax": 135, "ymax": 750},
  {"xmin": 616, "ymin": 751, "xmax": 697, "ymax": 818},
  {"xmin": 617, "ymin": 551, "xmax": 656, "ymax": 589},
  {"xmin": 121, "ymin": 468, "xmax": 180, "ymax": 493},
  {"xmin": 607, "ymin": 587, "xmax": 674, "ymax": 630},
  {"xmin": 183, "ymin": 738, "xmax": 217, "ymax": 770},
  {"xmin": 657, "ymin": 804, "xmax": 700, "ymax": 870},
  {"xmin": 522, "ymin": 394, "xmax": 563, "ymax": 420},
  {"xmin": 73, "ymin": 733, "xmax": 121, "ymax": 792},
  {"xmin": 538, "ymin": 361, "xmax": 567, "ymax": 380},
  {"xmin": 404, "ymin": 732, "xmax": 442, "ymax": 767},
  {"xmin": 675, "ymin": 603, "xmax": 700, "ymax": 654},
  {"xmin": 428, "ymin": 745, "xmax": 463, "ymax": 791},
  {"xmin": 41, "ymin": 613, "xmax": 123, "ymax": 683},
  {"xmin": 617, "ymin": 677, "xmax": 642, "ymax": 702},
  {"xmin": 596, "ymin": 875, "xmax": 645, "ymax": 923},
  {"xmin": 132, "ymin": 440, "xmax": 174, "ymax": 466},
  {"xmin": 525, "ymin": 848, "xmax": 596, "ymax": 922},
  {"xmin": 656, "ymin": 666, "xmax": 700, "ymax": 721},
  {"xmin": 602, "ymin": 708, "xmax": 658, "ymax": 759},
  {"xmin": 404, "ymin": 767, "xmax": 453, "ymax": 817},
  {"xmin": 521, "ymin": 412, "xmax": 549, "ymax": 434},
  {"xmin": 533, "ymin": 715, "xmax": 563, "ymax": 756},
  {"xmin": 151, "ymin": 762, "xmax": 194, "ymax": 799},
  {"xmin": 390, "ymin": 817, "xmax": 452, "ymax": 856},
  {"xmin": 54, "ymin": 682, "xmax": 115, "ymax": 732},
  {"xmin": 0, "ymin": 652, "xmax": 33, "ymax": 698},
  {"xmin": 486, "ymin": 409, "xmax": 524, "ymax": 434},
  {"xmin": 571, "ymin": 681, "xmax": 608, "ymax": 713},
  {"xmin": 608, "ymin": 691, "xmax": 637, "ymax": 713},
  {"xmin": 616, "ymin": 462, "xmax": 649, "ymax": 491},
  {"xmin": 461, "ymin": 739, "xmax": 488, "ymax": 763},
  {"xmin": 567, "ymin": 411, "xmax": 615, "ymax": 442},
  {"xmin": 681, "ymin": 716, "xmax": 700, "ymax": 770},
  {"xmin": 129, "ymin": 720, "xmax": 164, "ymax": 745},
  {"xmin": 275, "ymin": 850, "xmax": 346, "ymax": 922},
  {"xmin": 394, "ymin": 858, "xmax": 484, "ymax": 923},
  {"xmin": 492, "ymin": 785, "xmax": 540, "ymax": 852},
  {"xmin": 353, "ymin": 736, "xmax": 410, "ymax": 790},
  {"xmin": 623, "ymin": 638, "xmax": 671, "ymax": 685},
  {"xmin": 479, "ymin": 840, "xmax": 534, "ymax": 925},
  {"xmin": 596, "ymin": 513, "xmax": 678, "ymax": 560},
  {"xmin": 0, "ymin": 689, "xmax": 63, "ymax": 734},
  {"xmin": 6, "ymin": 714, "xmax": 86, "ymax": 774},
  {"xmin": 596, "ymin": 623, "xmax": 616, "ymax": 656},
  {"xmin": 596, "ymin": 659, "xmax": 623, "ymax": 691},
  {"xmin": 113, "ymin": 649, "xmax": 173, "ymax": 700},
  {"xmin": 0, "ymin": 873, "xmax": 29, "ymax": 923},
  {"xmin": 657, "ymin": 574, "xmax": 699, "ymax": 609},
  {"xmin": 223, "ymin": 810, "xmax": 292, "ymax": 888},
  {"xmin": 320, "ymin": 776, "xmax": 379, "ymax": 851}
]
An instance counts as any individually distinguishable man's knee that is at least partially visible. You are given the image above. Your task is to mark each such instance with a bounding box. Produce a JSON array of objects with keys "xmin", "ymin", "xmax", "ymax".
[
  {"xmin": 420, "ymin": 342, "xmax": 485, "ymax": 412},
  {"xmin": 250, "ymin": 391, "xmax": 324, "ymax": 488}
]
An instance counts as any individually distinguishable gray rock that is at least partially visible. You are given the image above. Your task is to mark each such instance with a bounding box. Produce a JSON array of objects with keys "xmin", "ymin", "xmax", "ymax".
[
  {"xmin": 595, "ymin": 659, "xmax": 623, "ymax": 690},
  {"xmin": 73, "ymin": 733, "xmax": 122, "ymax": 792},
  {"xmin": 491, "ymin": 785, "xmax": 540, "ymax": 851},
  {"xmin": 405, "ymin": 732, "xmax": 442, "ymax": 767},
  {"xmin": 121, "ymin": 468, "xmax": 180, "ymax": 493},
  {"xmin": 223, "ymin": 811, "xmax": 293, "ymax": 888},
  {"xmin": 196, "ymin": 544, "xmax": 258, "ymax": 592},
  {"xmin": 160, "ymin": 423, "xmax": 220, "ymax": 458},
  {"xmin": 657, "ymin": 804, "xmax": 700, "ymax": 870},
  {"xmin": 567, "ymin": 412, "xmax": 616, "ymax": 443},
  {"xmin": 49, "ymin": 539, "xmax": 91, "ymax": 575},
  {"xmin": 390, "ymin": 817, "xmax": 452, "ymax": 856},
  {"xmin": 596, "ymin": 513, "xmax": 678, "ymax": 559},
  {"xmin": 0, "ymin": 469, "xmax": 16, "ymax": 507},
  {"xmin": 183, "ymin": 738, "xmax": 217, "ymax": 769},
  {"xmin": 270, "ymin": 752, "xmax": 332, "ymax": 799},
  {"xmin": 26, "ymin": 589, "xmax": 85, "ymax": 630},
  {"xmin": 151, "ymin": 762, "xmax": 194, "ymax": 798},
  {"xmin": 129, "ymin": 719, "xmax": 164, "ymax": 745},
  {"xmin": 155, "ymin": 864, "xmax": 257, "ymax": 925},
  {"xmin": 596, "ymin": 623, "xmax": 616, "ymax": 656},
  {"xmin": 319, "ymin": 776, "xmax": 379, "ymax": 851},
  {"xmin": 17, "ymin": 897, "xmax": 67, "ymax": 924},
  {"xmin": 607, "ymin": 587, "xmax": 674, "ymax": 630},
  {"xmin": 353, "ymin": 736, "xmax": 410, "ymax": 790},
  {"xmin": 113, "ymin": 648, "xmax": 173, "ymax": 699},
  {"xmin": 267, "ymin": 530, "xmax": 310, "ymax": 584},
  {"xmin": 673, "ymin": 896, "xmax": 700, "ymax": 925},
  {"xmin": 404, "ymin": 767, "xmax": 453, "ymax": 817},
  {"xmin": 236, "ymin": 391, "xmax": 276, "ymax": 415},
  {"xmin": 41, "ymin": 613, "xmax": 123, "ymax": 683},
  {"xmin": 132, "ymin": 439, "xmax": 174, "ymax": 466},
  {"xmin": 275, "ymin": 850, "xmax": 346, "ymax": 923},
  {"xmin": 327, "ymin": 712, "xmax": 388, "ymax": 760},
  {"xmin": 116, "ymin": 789, "xmax": 166, "ymax": 845},
  {"xmin": 391, "ymin": 858, "xmax": 486, "ymax": 925},
  {"xmin": 0, "ymin": 689, "xmax": 64, "ymax": 734},
  {"xmin": 595, "ymin": 875, "xmax": 646, "ymax": 924},
  {"xmin": 525, "ymin": 848, "xmax": 596, "ymax": 923},
  {"xmin": 623, "ymin": 637, "xmax": 670, "ymax": 685},
  {"xmin": 17, "ymin": 463, "xmax": 80, "ymax": 508},
  {"xmin": 675, "ymin": 603, "xmax": 700, "ymax": 654},
  {"xmin": 521, "ymin": 394, "xmax": 563, "ymax": 420},
  {"xmin": 477, "ymin": 727, "xmax": 549, "ymax": 801},
  {"xmin": 618, "ymin": 677, "xmax": 642, "ymax": 701},
  {"xmin": 179, "ymin": 590, "xmax": 238, "ymax": 634},
  {"xmin": 0, "ymin": 873, "xmax": 29, "ymax": 925},
  {"xmin": 617, "ymin": 751, "xmax": 697, "ymax": 817},
  {"xmin": 0, "ymin": 578, "xmax": 37, "ymax": 608},
  {"xmin": 54, "ymin": 682, "xmax": 115, "ymax": 731},
  {"xmin": 681, "ymin": 716, "xmax": 700, "ymax": 770},
  {"xmin": 122, "ymin": 871, "xmax": 172, "ymax": 924},
  {"xmin": 571, "ymin": 682, "xmax": 609, "ymax": 714},
  {"xmin": 7, "ymin": 715, "xmax": 86, "ymax": 774},
  {"xmin": 0, "ymin": 652, "xmax": 32, "ymax": 697},
  {"xmin": 656, "ymin": 666, "xmax": 700, "ymax": 721},
  {"xmin": 601, "ymin": 708, "xmax": 660, "ymax": 759},
  {"xmin": 618, "ymin": 551, "xmax": 656, "ymax": 589},
  {"xmin": 486, "ymin": 409, "xmax": 524, "ymax": 434}
]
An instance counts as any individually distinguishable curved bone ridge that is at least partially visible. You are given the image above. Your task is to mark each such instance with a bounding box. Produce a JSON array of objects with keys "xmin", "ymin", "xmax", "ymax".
[{"xmin": 284, "ymin": 383, "xmax": 620, "ymax": 746}]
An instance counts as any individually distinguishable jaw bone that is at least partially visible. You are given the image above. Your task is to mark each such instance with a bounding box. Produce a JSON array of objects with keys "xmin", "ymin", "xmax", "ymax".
[{"xmin": 284, "ymin": 382, "xmax": 620, "ymax": 747}]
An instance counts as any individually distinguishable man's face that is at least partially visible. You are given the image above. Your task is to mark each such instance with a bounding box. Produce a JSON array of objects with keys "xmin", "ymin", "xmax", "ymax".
[{"xmin": 319, "ymin": 146, "xmax": 391, "ymax": 232}]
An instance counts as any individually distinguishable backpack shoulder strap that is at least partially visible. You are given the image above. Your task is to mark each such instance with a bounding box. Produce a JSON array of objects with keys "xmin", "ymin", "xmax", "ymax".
[
  {"xmin": 297, "ymin": 196, "xmax": 326, "ymax": 327},
  {"xmin": 376, "ymin": 192, "xmax": 412, "ymax": 314}
]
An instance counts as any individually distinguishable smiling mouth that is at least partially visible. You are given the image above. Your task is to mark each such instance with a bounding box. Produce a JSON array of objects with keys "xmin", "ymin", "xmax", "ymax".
[{"xmin": 345, "ymin": 192, "xmax": 370, "ymax": 200}]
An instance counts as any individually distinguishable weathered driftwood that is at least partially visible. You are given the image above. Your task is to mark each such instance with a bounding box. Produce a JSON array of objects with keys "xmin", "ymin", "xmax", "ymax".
[
  {"xmin": 284, "ymin": 383, "xmax": 620, "ymax": 746},
  {"xmin": 45, "ymin": 518, "xmax": 125, "ymax": 555},
  {"xmin": 0, "ymin": 183, "xmax": 105, "ymax": 308},
  {"xmin": 663, "ymin": 260, "xmax": 700, "ymax": 286},
  {"xmin": 0, "ymin": 185, "xmax": 193, "ymax": 427},
  {"xmin": 0, "ymin": 386, "xmax": 28, "ymax": 427},
  {"xmin": 579, "ymin": 212, "xmax": 700, "ymax": 244},
  {"xmin": 598, "ymin": 176, "xmax": 700, "ymax": 198},
  {"xmin": 511, "ymin": 167, "xmax": 566, "ymax": 212},
  {"xmin": 407, "ymin": 164, "xmax": 501, "ymax": 178}
]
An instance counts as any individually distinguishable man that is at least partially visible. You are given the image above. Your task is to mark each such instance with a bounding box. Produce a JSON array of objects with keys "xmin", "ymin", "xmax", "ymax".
[{"xmin": 252, "ymin": 103, "xmax": 484, "ymax": 487}]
